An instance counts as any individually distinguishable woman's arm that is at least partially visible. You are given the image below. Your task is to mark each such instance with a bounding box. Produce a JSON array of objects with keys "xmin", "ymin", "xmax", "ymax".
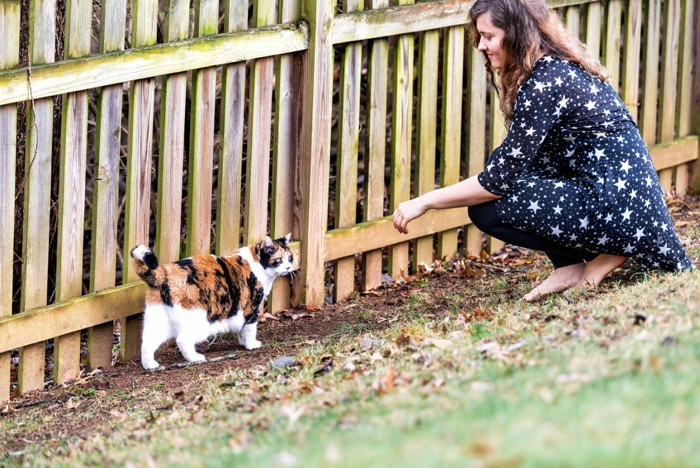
[{"xmin": 392, "ymin": 175, "xmax": 500, "ymax": 234}]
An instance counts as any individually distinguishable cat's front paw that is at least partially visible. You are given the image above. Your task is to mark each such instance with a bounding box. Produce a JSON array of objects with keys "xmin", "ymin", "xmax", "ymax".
[
  {"xmin": 142, "ymin": 358, "xmax": 161, "ymax": 370},
  {"xmin": 185, "ymin": 352, "xmax": 207, "ymax": 363},
  {"xmin": 244, "ymin": 340, "xmax": 262, "ymax": 350}
]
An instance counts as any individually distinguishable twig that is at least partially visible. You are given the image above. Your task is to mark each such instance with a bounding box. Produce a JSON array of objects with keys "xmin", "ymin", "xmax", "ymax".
[
  {"xmin": 143, "ymin": 352, "xmax": 238, "ymax": 374},
  {"xmin": 15, "ymin": 56, "xmax": 40, "ymax": 202}
]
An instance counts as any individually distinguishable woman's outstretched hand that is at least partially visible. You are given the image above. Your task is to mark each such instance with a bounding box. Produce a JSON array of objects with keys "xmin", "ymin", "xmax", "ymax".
[{"xmin": 393, "ymin": 198, "xmax": 428, "ymax": 234}]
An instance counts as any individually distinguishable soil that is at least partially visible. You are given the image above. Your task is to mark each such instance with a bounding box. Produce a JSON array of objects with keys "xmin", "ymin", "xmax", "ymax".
[{"xmin": 2, "ymin": 194, "xmax": 699, "ymax": 456}]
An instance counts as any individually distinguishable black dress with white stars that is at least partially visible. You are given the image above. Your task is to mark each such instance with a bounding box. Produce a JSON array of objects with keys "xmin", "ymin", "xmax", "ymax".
[{"xmin": 477, "ymin": 55, "xmax": 693, "ymax": 272}]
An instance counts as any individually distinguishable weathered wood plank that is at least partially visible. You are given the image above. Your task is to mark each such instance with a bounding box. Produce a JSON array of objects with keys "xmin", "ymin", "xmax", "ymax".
[
  {"xmin": 603, "ymin": 0, "xmax": 622, "ymax": 91},
  {"xmin": 216, "ymin": 0, "xmax": 247, "ymax": 255},
  {"xmin": 489, "ymin": 89, "xmax": 506, "ymax": 254},
  {"xmin": 388, "ymin": 0, "xmax": 415, "ymax": 281},
  {"xmin": 639, "ymin": 0, "xmax": 661, "ymax": 145},
  {"xmin": 299, "ymin": 0, "xmax": 334, "ymax": 305},
  {"xmin": 659, "ymin": 0, "xmax": 681, "ymax": 196},
  {"xmin": 361, "ymin": 0, "xmax": 389, "ymax": 293},
  {"xmin": 649, "ymin": 135, "xmax": 698, "ymax": 171},
  {"xmin": 88, "ymin": 0, "xmax": 126, "ymax": 371},
  {"xmin": 674, "ymin": 0, "xmax": 694, "ymax": 195},
  {"xmin": 693, "ymin": 0, "xmax": 700, "ymax": 192},
  {"xmin": 270, "ymin": 0, "xmax": 303, "ymax": 311},
  {"xmin": 186, "ymin": 0, "xmax": 218, "ymax": 255},
  {"xmin": 0, "ymin": 0, "xmax": 20, "ymax": 401},
  {"xmin": 565, "ymin": 5, "xmax": 580, "ymax": 37},
  {"xmin": 584, "ymin": 2, "xmax": 602, "ymax": 61},
  {"xmin": 0, "ymin": 24, "xmax": 309, "ymax": 107},
  {"xmin": 621, "ymin": 0, "xmax": 641, "ymax": 120},
  {"xmin": 155, "ymin": 0, "xmax": 189, "ymax": 264},
  {"xmin": 465, "ymin": 46, "xmax": 487, "ymax": 258},
  {"xmin": 438, "ymin": 26, "xmax": 464, "ymax": 261},
  {"xmin": 333, "ymin": 0, "xmax": 363, "ymax": 302},
  {"xmin": 244, "ymin": 0, "xmax": 277, "ymax": 246},
  {"xmin": 413, "ymin": 29, "xmax": 439, "ymax": 271},
  {"xmin": 54, "ymin": 0, "xmax": 92, "ymax": 384},
  {"xmin": 19, "ymin": 0, "xmax": 57, "ymax": 396},
  {"xmin": 331, "ymin": 0, "xmax": 469, "ymax": 45},
  {"xmin": 121, "ymin": 0, "xmax": 158, "ymax": 362}
]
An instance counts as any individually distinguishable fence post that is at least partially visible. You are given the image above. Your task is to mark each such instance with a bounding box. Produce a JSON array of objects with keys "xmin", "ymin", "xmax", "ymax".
[
  {"xmin": 0, "ymin": 0, "xmax": 21, "ymax": 401},
  {"xmin": 691, "ymin": 0, "xmax": 700, "ymax": 191},
  {"xmin": 299, "ymin": 0, "xmax": 335, "ymax": 306}
]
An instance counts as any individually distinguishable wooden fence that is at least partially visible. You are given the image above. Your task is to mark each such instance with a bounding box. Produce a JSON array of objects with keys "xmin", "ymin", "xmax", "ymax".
[{"xmin": 0, "ymin": 0, "xmax": 698, "ymax": 400}]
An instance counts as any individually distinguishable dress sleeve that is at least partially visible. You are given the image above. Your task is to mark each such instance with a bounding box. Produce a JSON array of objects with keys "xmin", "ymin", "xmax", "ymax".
[{"xmin": 477, "ymin": 62, "xmax": 567, "ymax": 196}]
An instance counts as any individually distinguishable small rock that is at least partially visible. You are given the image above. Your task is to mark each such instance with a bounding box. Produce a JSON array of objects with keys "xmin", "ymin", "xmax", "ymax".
[{"xmin": 272, "ymin": 356, "xmax": 297, "ymax": 368}]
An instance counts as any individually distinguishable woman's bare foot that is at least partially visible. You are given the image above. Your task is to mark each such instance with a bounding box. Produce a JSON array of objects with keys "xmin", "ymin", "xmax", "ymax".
[
  {"xmin": 523, "ymin": 263, "xmax": 585, "ymax": 302},
  {"xmin": 578, "ymin": 254, "xmax": 628, "ymax": 288}
]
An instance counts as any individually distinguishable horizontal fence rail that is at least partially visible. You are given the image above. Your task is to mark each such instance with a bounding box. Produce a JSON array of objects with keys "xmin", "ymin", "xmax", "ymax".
[{"xmin": 0, "ymin": 0, "xmax": 698, "ymax": 400}]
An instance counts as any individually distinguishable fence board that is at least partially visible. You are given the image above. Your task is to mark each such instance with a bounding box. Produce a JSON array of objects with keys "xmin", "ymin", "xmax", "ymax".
[
  {"xmin": 603, "ymin": 0, "xmax": 621, "ymax": 91},
  {"xmin": 270, "ymin": 0, "xmax": 303, "ymax": 311},
  {"xmin": 331, "ymin": 0, "xmax": 468, "ymax": 45},
  {"xmin": 334, "ymin": 0, "xmax": 363, "ymax": 302},
  {"xmin": 88, "ymin": 0, "xmax": 127, "ymax": 371},
  {"xmin": 413, "ymin": 29, "xmax": 439, "ymax": 271},
  {"xmin": 361, "ymin": 0, "xmax": 389, "ymax": 293},
  {"xmin": 388, "ymin": 0, "xmax": 415, "ymax": 281},
  {"xmin": 54, "ymin": 0, "xmax": 92, "ymax": 384},
  {"xmin": 694, "ymin": 0, "xmax": 700, "ymax": 192},
  {"xmin": 244, "ymin": 0, "xmax": 277, "ymax": 246},
  {"xmin": 584, "ymin": 2, "xmax": 602, "ymax": 61},
  {"xmin": 0, "ymin": 0, "xmax": 20, "ymax": 401},
  {"xmin": 659, "ymin": 0, "xmax": 681, "ymax": 195},
  {"xmin": 566, "ymin": 6, "xmax": 580, "ymax": 37},
  {"xmin": 155, "ymin": 0, "xmax": 189, "ymax": 264},
  {"xmin": 489, "ymin": 90, "xmax": 506, "ymax": 253},
  {"xmin": 438, "ymin": 26, "xmax": 464, "ymax": 261},
  {"xmin": 216, "ymin": 0, "xmax": 248, "ymax": 256},
  {"xmin": 621, "ymin": 0, "xmax": 641, "ymax": 120},
  {"xmin": 640, "ymin": 0, "xmax": 661, "ymax": 146},
  {"xmin": 186, "ymin": 0, "xmax": 218, "ymax": 255},
  {"xmin": 0, "ymin": 24, "xmax": 308, "ymax": 107},
  {"xmin": 674, "ymin": 0, "xmax": 695, "ymax": 195},
  {"xmin": 465, "ymin": 46, "xmax": 488, "ymax": 258},
  {"xmin": 299, "ymin": 0, "xmax": 334, "ymax": 305},
  {"xmin": 121, "ymin": 0, "xmax": 158, "ymax": 361},
  {"xmin": 19, "ymin": 0, "xmax": 57, "ymax": 395}
]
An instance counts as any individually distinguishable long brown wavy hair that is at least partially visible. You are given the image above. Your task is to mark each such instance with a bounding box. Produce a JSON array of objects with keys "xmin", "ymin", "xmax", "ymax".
[{"xmin": 467, "ymin": 0, "xmax": 609, "ymax": 124}]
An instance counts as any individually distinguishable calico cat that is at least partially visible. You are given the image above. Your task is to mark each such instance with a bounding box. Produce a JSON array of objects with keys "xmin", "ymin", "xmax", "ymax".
[{"xmin": 130, "ymin": 234, "xmax": 294, "ymax": 370}]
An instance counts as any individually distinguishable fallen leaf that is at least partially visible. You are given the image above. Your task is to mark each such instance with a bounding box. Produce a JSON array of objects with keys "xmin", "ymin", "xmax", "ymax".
[{"xmin": 313, "ymin": 355, "xmax": 334, "ymax": 377}]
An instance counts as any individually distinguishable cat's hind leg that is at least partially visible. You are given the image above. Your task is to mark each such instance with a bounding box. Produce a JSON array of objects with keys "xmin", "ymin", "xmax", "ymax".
[
  {"xmin": 172, "ymin": 307, "xmax": 208, "ymax": 363},
  {"xmin": 239, "ymin": 322, "xmax": 261, "ymax": 350},
  {"xmin": 141, "ymin": 303, "xmax": 172, "ymax": 370}
]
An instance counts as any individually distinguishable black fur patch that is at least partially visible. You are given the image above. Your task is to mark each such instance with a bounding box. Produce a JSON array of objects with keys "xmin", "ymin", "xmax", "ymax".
[
  {"xmin": 216, "ymin": 257, "xmax": 239, "ymax": 321},
  {"xmin": 160, "ymin": 282, "xmax": 173, "ymax": 306},
  {"xmin": 143, "ymin": 251, "xmax": 159, "ymax": 270}
]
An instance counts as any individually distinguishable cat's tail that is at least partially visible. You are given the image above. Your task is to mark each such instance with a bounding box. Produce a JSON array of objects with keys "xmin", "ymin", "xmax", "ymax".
[{"xmin": 130, "ymin": 245, "xmax": 166, "ymax": 288}]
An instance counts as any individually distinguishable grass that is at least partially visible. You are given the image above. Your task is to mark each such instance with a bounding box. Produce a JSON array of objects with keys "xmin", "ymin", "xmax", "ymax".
[{"xmin": 3, "ymin": 231, "xmax": 700, "ymax": 466}]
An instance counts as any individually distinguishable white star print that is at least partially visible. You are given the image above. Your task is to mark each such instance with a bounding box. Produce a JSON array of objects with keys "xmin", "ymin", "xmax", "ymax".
[
  {"xmin": 590, "ymin": 84, "xmax": 600, "ymax": 95},
  {"xmin": 585, "ymin": 100, "xmax": 596, "ymax": 110},
  {"xmin": 551, "ymin": 225, "xmax": 563, "ymax": 237},
  {"xmin": 634, "ymin": 228, "xmax": 646, "ymax": 241},
  {"xmin": 597, "ymin": 234, "xmax": 609, "ymax": 245},
  {"xmin": 554, "ymin": 77, "xmax": 563, "ymax": 86},
  {"xmin": 579, "ymin": 217, "xmax": 589, "ymax": 229},
  {"xmin": 558, "ymin": 97, "xmax": 570, "ymax": 108},
  {"xmin": 565, "ymin": 149, "xmax": 575, "ymax": 158},
  {"xmin": 614, "ymin": 177, "xmax": 627, "ymax": 191},
  {"xmin": 554, "ymin": 205, "xmax": 563, "ymax": 214},
  {"xmin": 604, "ymin": 213, "xmax": 613, "ymax": 223},
  {"xmin": 563, "ymin": 135, "xmax": 576, "ymax": 143},
  {"xmin": 508, "ymin": 146, "xmax": 523, "ymax": 158},
  {"xmin": 528, "ymin": 201, "xmax": 541, "ymax": 213},
  {"xmin": 594, "ymin": 148, "xmax": 605, "ymax": 159},
  {"xmin": 620, "ymin": 160, "xmax": 632, "ymax": 173},
  {"xmin": 554, "ymin": 181, "xmax": 564, "ymax": 189},
  {"xmin": 623, "ymin": 243, "xmax": 634, "ymax": 254},
  {"xmin": 533, "ymin": 80, "xmax": 546, "ymax": 92},
  {"xmin": 621, "ymin": 208, "xmax": 632, "ymax": 221},
  {"xmin": 658, "ymin": 244, "xmax": 670, "ymax": 255},
  {"xmin": 525, "ymin": 127, "xmax": 535, "ymax": 137}
]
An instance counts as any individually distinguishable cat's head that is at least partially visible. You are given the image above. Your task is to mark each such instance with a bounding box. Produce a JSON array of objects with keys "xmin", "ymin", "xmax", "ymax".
[{"xmin": 256, "ymin": 233, "xmax": 294, "ymax": 276}]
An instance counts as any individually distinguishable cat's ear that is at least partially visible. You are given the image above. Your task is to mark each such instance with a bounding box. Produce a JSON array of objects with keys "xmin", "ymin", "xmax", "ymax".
[
  {"xmin": 263, "ymin": 236, "xmax": 275, "ymax": 250},
  {"xmin": 284, "ymin": 232, "xmax": 291, "ymax": 246}
]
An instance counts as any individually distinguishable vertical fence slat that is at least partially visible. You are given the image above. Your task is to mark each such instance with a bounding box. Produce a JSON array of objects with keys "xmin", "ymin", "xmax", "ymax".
[
  {"xmin": 361, "ymin": 0, "xmax": 389, "ymax": 292},
  {"xmin": 244, "ymin": 0, "xmax": 277, "ymax": 246},
  {"xmin": 640, "ymin": 0, "xmax": 661, "ymax": 148},
  {"xmin": 88, "ymin": 0, "xmax": 126, "ymax": 371},
  {"xmin": 19, "ymin": 0, "xmax": 56, "ymax": 395},
  {"xmin": 659, "ymin": 0, "xmax": 681, "ymax": 195},
  {"xmin": 488, "ymin": 90, "xmax": 506, "ymax": 254},
  {"xmin": 438, "ymin": 26, "xmax": 464, "ymax": 261},
  {"xmin": 0, "ymin": 0, "xmax": 20, "ymax": 401},
  {"xmin": 465, "ymin": 46, "xmax": 487, "ymax": 258},
  {"xmin": 270, "ymin": 0, "xmax": 303, "ymax": 311},
  {"xmin": 156, "ymin": 0, "xmax": 189, "ymax": 263},
  {"xmin": 584, "ymin": 2, "xmax": 602, "ymax": 60},
  {"xmin": 300, "ymin": 0, "xmax": 334, "ymax": 305},
  {"xmin": 54, "ymin": 0, "xmax": 92, "ymax": 384},
  {"xmin": 121, "ymin": 0, "xmax": 157, "ymax": 361},
  {"xmin": 566, "ymin": 6, "xmax": 580, "ymax": 37},
  {"xmin": 674, "ymin": 0, "xmax": 695, "ymax": 195},
  {"xmin": 186, "ymin": 0, "xmax": 218, "ymax": 255},
  {"xmin": 603, "ymin": 0, "xmax": 622, "ymax": 91},
  {"xmin": 413, "ymin": 29, "xmax": 439, "ymax": 271},
  {"xmin": 333, "ymin": 0, "xmax": 363, "ymax": 302},
  {"xmin": 216, "ymin": 0, "xmax": 247, "ymax": 255},
  {"xmin": 388, "ymin": 0, "xmax": 414, "ymax": 280},
  {"xmin": 693, "ymin": 0, "xmax": 700, "ymax": 192},
  {"xmin": 622, "ymin": 0, "xmax": 642, "ymax": 121}
]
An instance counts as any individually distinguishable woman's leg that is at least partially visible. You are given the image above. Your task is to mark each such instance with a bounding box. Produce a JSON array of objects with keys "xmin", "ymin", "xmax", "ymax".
[{"xmin": 469, "ymin": 201, "xmax": 595, "ymax": 300}]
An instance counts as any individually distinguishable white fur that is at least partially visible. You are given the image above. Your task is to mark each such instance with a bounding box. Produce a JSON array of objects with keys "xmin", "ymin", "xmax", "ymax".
[
  {"xmin": 141, "ymin": 302, "xmax": 250, "ymax": 370},
  {"xmin": 131, "ymin": 244, "xmax": 151, "ymax": 262}
]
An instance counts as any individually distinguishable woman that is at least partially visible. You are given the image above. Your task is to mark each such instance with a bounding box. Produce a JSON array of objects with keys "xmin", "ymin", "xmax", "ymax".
[{"xmin": 392, "ymin": 0, "xmax": 693, "ymax": 301}]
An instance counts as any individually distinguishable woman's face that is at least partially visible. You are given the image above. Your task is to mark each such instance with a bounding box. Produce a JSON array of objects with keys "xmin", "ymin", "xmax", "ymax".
[{"xmin": 476, "ymin": 11, "xmax": 506, "ymax": 70}]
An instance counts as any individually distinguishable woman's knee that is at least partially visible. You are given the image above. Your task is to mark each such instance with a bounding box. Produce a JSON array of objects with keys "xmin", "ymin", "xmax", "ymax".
[{"xmin": 468, "ymin": 202, "xmax": 498, "ymax": 233}]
